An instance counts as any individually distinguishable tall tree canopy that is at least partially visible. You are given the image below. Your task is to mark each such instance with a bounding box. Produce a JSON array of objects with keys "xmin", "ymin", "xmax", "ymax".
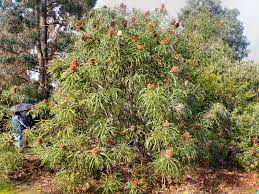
[
  {"xmin": 0, "ymin": 0, "xmax": 97, "ymax": 97},
  {"xmin": 178, "ymin": 0, "xmax": 249, "ymax": 61}
]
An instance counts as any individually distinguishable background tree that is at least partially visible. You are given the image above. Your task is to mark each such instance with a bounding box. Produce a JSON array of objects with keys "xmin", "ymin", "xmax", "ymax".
[
  {"xmin": 178, "ymin": 0, "xmax": 249, "ymax": 61},
  {"xmin": 0, "ymin": 0, "xmax": 97, "ymax": 97}
]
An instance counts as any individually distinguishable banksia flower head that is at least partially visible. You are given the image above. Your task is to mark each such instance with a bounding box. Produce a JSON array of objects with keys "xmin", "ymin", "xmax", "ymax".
[
  {"xmin": 110, "ymin": 20, "xmax": 116, "ymax": 27},
  {"xmin": 76, "ymin": 20, "xmax": 84, "ymax": 30},
  {"xmin": 70, "ymin": 58, "xmax": 79, "ymax": 72},
  {"xmin": 130, "ymin": 126, "xmax": 137, "ymax": 132},
  {"xmin": 137, "ymin": 44, "xmax": 144, "ymax": 50},
  {"xmin": 81, "ymin": 34, "xmax": 92, "ymax": 41},
  {"xmin": 160, "ymin": 3, "xmax": 166, "ymax": 13},
  {"xmin": 59, "ymin": 144, "xmax": 65, "ymax": 150},
  {"xmin": 147, "ymin": 83, "xmax": 156, "ymax": 91},
  {"xmin": 182, "ymin": 131, "xmax": 190, "ymax": 142},
  {"xmin": 144, "ymin": 10, "xmax": 150, "ymax": 17},
  {"xmin": 161, "ymin": 149, "xmax": 174, "ymax": 159},
  {"xmin": 170, "ymin": 18, "xmax": 177, "ymax": 26},
  {"xmin": 108, "ymin": 26, "xmax": 114, "ymax": 37},
  {"xmin": 131, "ymin": 179, "xmax": 138, "ymax": 188},
  {"xmin": 161, "ymin": 37, "xmax": 169, "ymax": 45},
  {"xmin": 204, "ymin": 111, "xmax": 212, "ymax": 119},
  {"xmin": 161, "ymin": 3, "xmax": 165, "ymax": 9},
  {"xmin": 132, "ymin": 35, "xmax": 139, "ymax": 42},
  {"xmin": 64, "ymin": 98, "xmax": 70, "ymax": 107},
  {"xmin": 37, "ymin": 136, "xmax": 43, "ymax": 145},
  {"xmin": 119, "ymin": 129, "xmax": 126, "ymax": 136},
  {"xmin": 148, "ymin": 22, "xmax": 156, "ymax": 28},
  {"xmin": 91, "ymin": 147, "xmax": 98, "ymax": 156},
  {"xmin": 194, "ymin": 124, "xmax": 202, "ymax": 129},
  {"xmin": 76, "ymin": 20, "xmax": 81, "ymax": 28},
  {"xmin": 171, "ymin": 66, "xmax": 180, "ymax": 75},
  {"xmin": 43, "ymin": 99, "xmax": 49, "ymax": 105},
  {"xmin": 184, "ymin": 76, "xmax": 192, "ymax": 82},
  {"xmin": 130, "ymin": 15, "xmax": 136, "ymax": 23},
  {"xmin": 87, "ymin": 58, "xmax": 96, "ymax": 66},
  {"xmin": 162, "ymin": 120, "xmax": 171, "ymax": 128},
  {"xmin": 117, "ymin": 30, "xmax": 123, "ymax": 36}
]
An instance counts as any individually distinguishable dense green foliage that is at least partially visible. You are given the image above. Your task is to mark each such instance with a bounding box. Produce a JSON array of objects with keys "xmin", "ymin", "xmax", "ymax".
[
  {"xmin": 179, "ymin": 0, "xmax": 249, "ymax": 60},
  {"xmin": 0, "ymin": 133, "xmax": 23, "ymax": 190},
  {"xmin": 0, "ymin": 65, "xmax": 40, "ymax": 189},
  {"xmin": 23, "ymin": 6, "xmax": 258, "ymax": 193},
  {"xmin": 0, "ymin": 4, "xmax": 258, "ymax": 193}
]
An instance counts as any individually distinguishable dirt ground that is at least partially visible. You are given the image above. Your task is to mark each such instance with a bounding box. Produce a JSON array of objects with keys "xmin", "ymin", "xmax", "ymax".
[
  {"xmin": 161, "ymin": 166, "xmax": 259, "ymax": 193},
  {"xmin": 10, "ymin": 156, "xmax": 58, "ymax": 194},
  {"xmin": 9, "ymin": 157, "xmax": 259, "ymax": 194}
]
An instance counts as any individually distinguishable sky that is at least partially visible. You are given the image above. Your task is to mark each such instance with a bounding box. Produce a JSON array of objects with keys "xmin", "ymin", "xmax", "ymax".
[{"xmin": 95, "ymin": 0, "xmax": 259, "ymax": 63}]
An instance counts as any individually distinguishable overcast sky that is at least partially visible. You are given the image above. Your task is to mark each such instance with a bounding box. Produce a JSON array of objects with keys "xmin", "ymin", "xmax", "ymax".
[{"xmin": 95, "ymin": 0, "xmax": 259, "ymax": 63}]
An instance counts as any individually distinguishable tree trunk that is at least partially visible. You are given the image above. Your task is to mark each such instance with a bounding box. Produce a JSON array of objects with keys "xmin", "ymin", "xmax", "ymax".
[{"xmin": 37, "ymin": 0, "xmax": 49, "ymax": 98}]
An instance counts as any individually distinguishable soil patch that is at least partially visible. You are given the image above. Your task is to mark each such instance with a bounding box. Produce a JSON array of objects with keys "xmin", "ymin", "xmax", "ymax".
[
  {"xmin": 8, "ymin": 159, "xmax": 259, "ymax": 193},
  {"xmin": 161, "ymin": 166, "xmax": 259, "ymax": 193},
  {"xmin": 9, "ymin": 156, "xmax": 59, "ymax": 194}
]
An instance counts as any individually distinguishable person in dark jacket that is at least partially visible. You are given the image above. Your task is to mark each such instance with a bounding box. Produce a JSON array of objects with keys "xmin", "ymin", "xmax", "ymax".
[{"xmin": 11, "ymin": 111, "xmax": 32, "ymax": 151}]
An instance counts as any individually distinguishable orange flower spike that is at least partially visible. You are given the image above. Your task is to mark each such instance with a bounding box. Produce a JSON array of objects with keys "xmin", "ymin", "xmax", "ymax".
[
  {"xmin": 87, "ymin": 58, "xmax": 96, "ymax": 66},
  {"xmin": 70, "ymin": 58, "xmax": 79, "ymax": 72},
  {"xmin": 130, "ymin": 15, "xmax": 136, "ymax": 23},
  {"xmin": 81, "ymin": 35, "xmax": 92, "ymax": 41},
  {"xmin": 144, "ymin": 10, "xmax": 150, "ymax": 17},
  {"xmin": 108, "ymin": 26, "xmax": 114, "ymax": 37},
  {"xmin": 160, "ymin": 3, "xmax": 166, "ymax": 13},
  {"xmin": 110, "ymin": 20, "xmax": 116, "ymax": 27},
  {"xmin": 43, "ymin": 99, "xmax": 49, "ymax": 105},
  {"xmin": 59, "ymin": 144, "xmax": 65, "ymax": 150},
  {"xmin": 147, "ymin": 83, "xmax": 156, "ymax": 91},
  {"xmin": 161, "ymin": 3, "xmax": 165, "ymax": 10},
  {"xmin": 182, "ymin": 131, "xmax": 190, "ymax": 142},
  {"xmin": 162, "ymin": 120, "xmax": 171, "ymax": 128},
  {"xmin": 160, "ymin": 150, "xmax": 165, "ymax": 157},
  {"xmin": 76, "ymin": 20, "xmax": 81, "ymax": 28},
  {"xmin": 194, "ymin": 124, "xmax": 202, "ymax": 129},
  {"xmin": 119, "ymin": 130, "xmax": 126, "ymax": 136},
  {"xmin": 170, "ymin": 18, "xmax": 177, "ymax": 26},
  {"xmin": 137, "ymin": 44, "xmax": 144, "ymax": 50},
  {"xmin": 164, "ymin": 149, "xmax": 174, "ymax": 159},
  {"xmin": 131, "ymin": 179, "xmax": 139, "ymax": 188},
  {"xmin": 91, "ymin": 147, "xmax": 98, "ymax": 156},
  {"xmin": 132, "ymin": 35, "xmax": 139, "ymax": 42},
  {"xmin": 76, "ymin": 20, "xmax": 84, "ymax": 30},
  {"xmin": 37, "ymin": 137, "xmax": 43, "ymax": 145},
  {"xmin": 171, "ymin": 66, "xmax": 180, "ymax": 75},
  {"xmin": 161, "ymin": 37, "xmax": 169, "ymax": 45},
  {"xmin": 148, "ymin": 22, "xmax": 156, "ymax": 28}
]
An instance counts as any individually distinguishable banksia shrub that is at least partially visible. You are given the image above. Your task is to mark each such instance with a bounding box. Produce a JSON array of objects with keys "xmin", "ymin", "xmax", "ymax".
[
  {"xmin": 230, "ymin": 103, "xmax": 259, "ymax": 170},
  {"xmin": 29, "ymin": 6, "xmax": 251, "ymax": 193}
]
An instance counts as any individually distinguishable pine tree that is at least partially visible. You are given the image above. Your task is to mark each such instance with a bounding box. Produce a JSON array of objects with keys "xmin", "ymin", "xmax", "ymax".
[{"xmin": 0, "ymin": 0, "xmax": 97, "ymax": 97}]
